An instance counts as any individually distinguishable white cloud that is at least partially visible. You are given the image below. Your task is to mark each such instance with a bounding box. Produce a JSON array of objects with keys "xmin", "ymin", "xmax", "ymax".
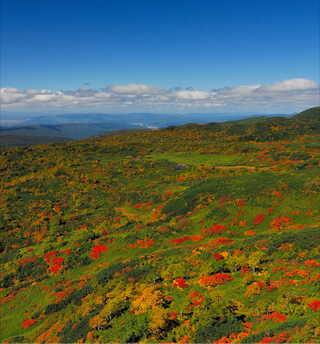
[
  {"xmin": 218, "ymin": 85, "xmax": 261, "ymax": 96},
  {"xmin": 1, "ymin": 79, "xmax": 319, "ymax": 112},
  {"xmin": 94, "ymin": 92, "xmax": 112, "ymax": 99},
  {"xmin": 107, "ymin": 83, "xmax": 166, "ymax": 94},
  {"xmin": 25, "ymin": 88, "xmax": 41, "ymax": 95},
  {"xmin": 256, "ymin": 78, "xmax": 319, "ymax": 92},
  {"xmin": 1, "ymin": 87, "xmax": 27, "ymax": 104},
  {"xmin": 175, "ymin": 90, "xmax": 211, "ymax": 100},
  {"xmin": 33, "ymin": 93, "xmax": 61, "ymax": 102}
]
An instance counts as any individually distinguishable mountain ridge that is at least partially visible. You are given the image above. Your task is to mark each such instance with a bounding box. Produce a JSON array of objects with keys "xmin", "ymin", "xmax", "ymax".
[{"xmin": 2, "ymin": 107, "xmax": 317, "ymax": 149}]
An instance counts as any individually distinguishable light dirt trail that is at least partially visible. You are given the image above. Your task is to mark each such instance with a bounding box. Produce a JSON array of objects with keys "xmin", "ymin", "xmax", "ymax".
[
  {"xmin": 114, "ymin": 206, "xmax": 141, "ymax": 220},
  {"xmin": 213, "ymin": 165, "xmax": 271, "ymax": 171}
]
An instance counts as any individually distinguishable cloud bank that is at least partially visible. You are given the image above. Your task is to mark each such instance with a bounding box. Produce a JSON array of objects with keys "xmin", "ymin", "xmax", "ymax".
[{"xmin": 1, "ymin": 79, "xmax": 319, "ymax": 112}]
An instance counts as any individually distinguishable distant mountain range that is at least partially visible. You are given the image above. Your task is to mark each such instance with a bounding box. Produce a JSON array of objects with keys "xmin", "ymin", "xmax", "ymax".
[
  {"xmin": 0, "ymin": 110, "xmax": 306, "ymax": 149},
  {"xmin": 1, "ymin": 111, "xmax": 295, "ymax": 127}
]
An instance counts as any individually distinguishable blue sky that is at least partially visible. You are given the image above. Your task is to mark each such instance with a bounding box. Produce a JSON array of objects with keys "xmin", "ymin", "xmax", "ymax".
[{"xmin": 1, "ymin": 0, "xmax": 319, "ymax": 114}]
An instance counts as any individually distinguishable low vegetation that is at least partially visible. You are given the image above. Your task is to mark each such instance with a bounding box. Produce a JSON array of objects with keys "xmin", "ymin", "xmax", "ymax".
[{"xmin": 0, "ymin": 107, "xmax": 319, "ymax": 343}]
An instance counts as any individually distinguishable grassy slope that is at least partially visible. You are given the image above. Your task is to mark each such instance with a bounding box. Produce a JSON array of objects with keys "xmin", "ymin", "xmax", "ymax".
[
  {"xmin": 0, "ymin": 134, "xmax": 73, "ymax": 148},
  {"xmin": 0, "ymin": 107, "xmax": 319, "ymax": 343},
  {"xmin": 291, "ymin": 106, "xmax": 320, "ymax": 120}
]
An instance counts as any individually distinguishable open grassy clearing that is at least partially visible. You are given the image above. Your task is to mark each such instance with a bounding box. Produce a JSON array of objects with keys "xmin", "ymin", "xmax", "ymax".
[{"xmin": 150, "ymin": 151, "xmax": 250, "ymax": 167}]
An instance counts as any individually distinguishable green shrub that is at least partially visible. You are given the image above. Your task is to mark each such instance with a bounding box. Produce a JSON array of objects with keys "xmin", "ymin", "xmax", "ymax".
[
  {"xmin": 0, "ymin": 273, "xmax": 15, "ymax": 288},
  {"xmin": 195, "ymin": 316, "xmax": 243, "ymax": 342},
  {"xmin": 45, "ymin": 285, "xmax": 93, "ymax": 314},
  {"xmin": 290, "ymin": 152, "xmax": 311, "ymax": 161},
  {"xmin": 16, "ymin": 257, "xmax": 46, "ymax": 282},
  {"xmin": 61, "ymin": 309, "xmax": 101, "ymax": 343},
  {"xmin": 267, "ymin": 226, "xmax": 320, "ymax": 254}
]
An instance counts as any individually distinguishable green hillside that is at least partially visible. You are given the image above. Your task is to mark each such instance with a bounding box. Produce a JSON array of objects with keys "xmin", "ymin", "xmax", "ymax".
[
  {"xmin": 87, "ymin": 128, "xmax": 152, "ymax": 140},
  {"xmin": 291, "ymin": 106, "xmax": 320, "ymax": 120},
  {"xmin": 0, "ymin": 134, "xmax": 73, "ymax": 149},
  {"xmin": 0, "ymin": 107, "xmax": 319, "ymax": 343}
]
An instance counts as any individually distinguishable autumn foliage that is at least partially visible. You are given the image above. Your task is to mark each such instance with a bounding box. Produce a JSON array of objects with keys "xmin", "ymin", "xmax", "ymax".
[
  {"xmin": 169, "ymin": 235, "xmax": 203, "ymax": 244},
  {"xmin": 252, "ymin": 213, "xmax": 265, "ymax": 226},
  {"xmin": 261, "ymin": 311, "xmax": 287, "ymax": 323},
  {"xmin": 308, "ymin": 300, "xmax": 320, "ymax": 311},
  {"xmin": 270, "ymin": 215, "xmax": 292, "ymax": 231},
  {"xmin": 172, "ymin": 278, "xmax": 188, "ymax": 289},
  {"xmin": 1, "ymin": 107, "xmax": 320, "ymax": 343},
  {"xmin": 91, "ymin": 244, "xmax": 108, "ymax": 259},
  {"xmin": 305, "ymin": 259, "xmax": 319, "ymax": 268},
  {"xmin": 45, "ymin": 251, "xmax": 65, "ymax": 274},
  {"xmin": 199, "ymin": 273, "xmax": 233, "ymax": 287},
  {"xmin": 202, "ymin": 224, "xmax": 228, "ymax": 235},
  {"xmin": 21, "ymin": 318, "xmax": 37, "ymax": 329}
]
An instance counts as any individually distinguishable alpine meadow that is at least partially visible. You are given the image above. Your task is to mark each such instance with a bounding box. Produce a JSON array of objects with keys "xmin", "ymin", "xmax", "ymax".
[
  {"xmin": 2, "ymin": 0, "xmax": 320, "ymax": 342},
  {"xmin": 1, "ymin": 106, "xmax": 320, "ymax": 343}
]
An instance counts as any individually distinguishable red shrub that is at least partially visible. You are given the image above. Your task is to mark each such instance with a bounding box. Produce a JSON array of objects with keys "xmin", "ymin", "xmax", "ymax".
[
  {"xmin": 189, "ymin": 292, "xmax": 203, "ymax": 299},
  {"xmin": 308, "ymin": 300, "xmax": 320, "ymax": 311},
  {"xmin": 213, "ymin": 253, "xmax": 224, "ymax": 261},
  {"xmin": 22, "ymin": 318, "xmax": 36, "ymax": 329},
  {"xmin": 199, "ymin": 273, "xmax": 233, "ymax": 287},
  {"xmin": 170, "ymin": 236, "xmax": 190, "ymax": 244},
  {"xmin": 172, "ymin": 278, "xmax": 188, "ymax": 289},
  {"xmin": 237, "ymin": 200, "xmax": 245, "ymax": 207},
  {"xmin": 260, "ymin": 331, "xmax": 288, "ymax": 343},
  {"xmin": 44, "ymin": 250, "xmax": 57, "ymax": 263},
  {"xmin": 270, "ymin": 215, "xmax": 292, "ymax": 231},
  {"xmin": 203, "ymin": 224, "xmax": 228, "ymax": 235},
  {"xmin": 262, "ymin": 311, "xmax": 286, "ymax": 323},
  {"xmin": 186, "ymin": 297, "xmax": 204, "ymax": 310},
  {"xmin": 91, "ymin": 244, "xmax": 108, "ymax": 259},
  {"xmin": 170, "ymin": 312, "xmax": 179, "ymax": 319},
  {"xmin": 50, "ymin": 257, "xmax": 65, "ymax": 274},
  {"xmin": 252, "ymin": 214, "xmax": 265, "ymax": 226},
  {"xmin": 135, "ymin": 238, "xmax": 155, "ymax": 248},
  {"xmin": 209, "ymin": 237, "xmax": 234, "ymax": 246}
]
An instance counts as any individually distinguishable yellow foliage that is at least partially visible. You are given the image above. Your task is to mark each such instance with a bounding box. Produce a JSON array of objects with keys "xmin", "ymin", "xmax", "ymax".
[
  {"xmin": 278, "ymin": 243, "xmax": 294, "ymax": 251},
  {"xmin": 245, "ymin": 283, "xmax": 261, "ymax": 298},
  {"xmin": 131, "ymin": 285, "xmax": 164, "ymax": 314},
  {"xmin": 89, "ymin": 313, "xmax": 107, "ymax": 329},
  {"xmin": 149, "ymin": 308, "xmax": 170, "ymax": 337},
  {"xmin": 221, "ymin": 251, "xmax": 229, "ymax": 259}
]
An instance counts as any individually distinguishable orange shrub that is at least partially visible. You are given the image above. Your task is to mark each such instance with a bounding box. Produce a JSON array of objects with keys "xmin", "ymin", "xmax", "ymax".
[
  {"xmin": 262, "ymin": 311, "xmax": 286, "ymax": 323},
  {"xmin": 21, "ymin": 318, "xmax": 37, "ymax": 329},
  {"xmin": 270, "ymin": 215, "xmax": 292, "ymax": 231},
  {"xmin": 305, "ymin": 259, "xmax": 319, "ymax": 268},
  {"xmin": 199, "ymin": 273, "xmax": 233, "ymax": 287}
]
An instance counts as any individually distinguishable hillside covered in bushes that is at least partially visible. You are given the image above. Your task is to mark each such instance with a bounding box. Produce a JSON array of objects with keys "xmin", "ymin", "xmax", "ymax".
[{"xmin": 0, "ymin": 107, "xmax": 319, "ymax": 343}]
